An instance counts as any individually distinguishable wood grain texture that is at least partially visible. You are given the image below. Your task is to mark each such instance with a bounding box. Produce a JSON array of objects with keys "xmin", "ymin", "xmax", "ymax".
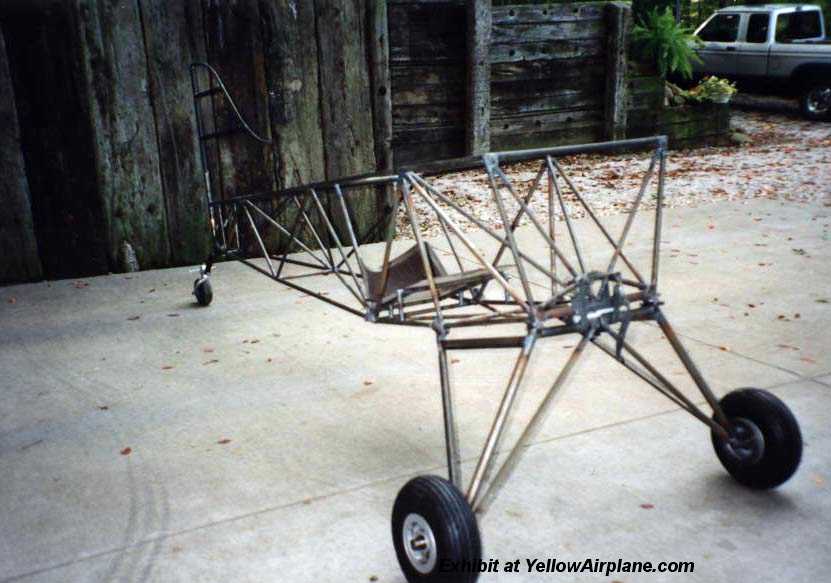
[
  {"xmin": 139, "ymin": 0, "xmax": 210, "ymax": 265},
  {"xmin": 466, "ymin": 0, "xmax": 491, "ymax": 154},
  {"xmin": 0, "ymin": 26, "xmax": 42, "ymax": 283},
  {"xmin": 75, "ymin": 0, "xmax": 170, "ymax": 269},
  {"xmin": 203, "ymin": 0, "xmax": 274, "ymax": 200},
  {"xmin": 315, "ymin": 0, "xmax": 379, "ymax": 235},
  {"xmin": 1, "ymin": 2, "xmax": 110, "ymax": 279},
  {"xmin": 604, "ymin": 2, "xmax": 630, "ymax": 140}
]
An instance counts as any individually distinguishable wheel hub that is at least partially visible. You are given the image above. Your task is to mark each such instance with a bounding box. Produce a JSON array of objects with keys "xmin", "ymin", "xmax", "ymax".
[
  {"xmin": 807, "ymin": 87, "xmax": 831, "ymax": 114},
  {"xmin": 402, "ymin": 513, "xmax": 437, "ymax": 574},
  {"xmin": 724, "ymin": 417, "xmax": 765, "ymax": 466}
]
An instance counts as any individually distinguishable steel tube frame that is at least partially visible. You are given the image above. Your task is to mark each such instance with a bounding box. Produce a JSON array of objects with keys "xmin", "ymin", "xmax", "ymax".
[{"xmin": 189, "ymin": 65, "xmax": 734, "ymax": 524}]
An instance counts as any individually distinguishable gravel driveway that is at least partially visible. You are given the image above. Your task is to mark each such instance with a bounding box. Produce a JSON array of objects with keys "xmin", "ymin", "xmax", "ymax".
[{"xmin": 396, "ymin": 109, "xmax": 831, "ymax": 239}]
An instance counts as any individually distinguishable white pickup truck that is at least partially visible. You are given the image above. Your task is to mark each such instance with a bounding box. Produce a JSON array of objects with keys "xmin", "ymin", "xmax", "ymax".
[{"xmin": 692, "ymin": 4, "xmax": 831, "ymax": 120}]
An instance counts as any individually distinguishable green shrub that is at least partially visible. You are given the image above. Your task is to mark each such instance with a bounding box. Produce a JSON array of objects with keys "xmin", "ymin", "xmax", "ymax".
[{"xmin": 632, "ymin": 7, "xmax": 703, "ymax": 79}]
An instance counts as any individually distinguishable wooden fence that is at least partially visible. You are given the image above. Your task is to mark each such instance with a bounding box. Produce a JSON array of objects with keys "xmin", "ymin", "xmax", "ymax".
[
  {"xmin": 1, "ymin": 0, "xmax": 382, "ymax": 282},
  {"xmin": 1, "ymin": 0, "xmax": 640, "ymax": 284}
]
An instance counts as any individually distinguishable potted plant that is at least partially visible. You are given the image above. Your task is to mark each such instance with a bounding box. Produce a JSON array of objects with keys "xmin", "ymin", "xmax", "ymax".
[
  {"xmin": 686, "ymin": 76, "xmax": 738, "ymax": 104},
  {"xmin": 632, "ymin": 7, "xmax": 702, "ymax": 81}
]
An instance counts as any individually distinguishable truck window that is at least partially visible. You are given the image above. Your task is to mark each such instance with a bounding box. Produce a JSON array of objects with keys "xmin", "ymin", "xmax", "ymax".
[
  {"xmin": 746, "ymin": 14, "xmax": 770, "ymax": 43},
  {"xmin": 775, "ymin": 11, "xmax": 822, "ymax": 43},
  {"xmin": 699, "ymin": 14, "xmax": 740, "ymax": 42}
]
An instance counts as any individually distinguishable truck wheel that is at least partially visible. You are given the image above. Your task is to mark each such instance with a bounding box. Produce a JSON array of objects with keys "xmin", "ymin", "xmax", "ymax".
[{"xmin": 800, "ymin": 82, "xmax": 831, "ymax": 121}]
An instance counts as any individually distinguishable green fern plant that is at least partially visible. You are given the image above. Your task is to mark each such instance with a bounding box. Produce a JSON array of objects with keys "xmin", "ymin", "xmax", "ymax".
[{"xmin": 632, "ymin": 8, "xmax": 703, "ymax": 80}]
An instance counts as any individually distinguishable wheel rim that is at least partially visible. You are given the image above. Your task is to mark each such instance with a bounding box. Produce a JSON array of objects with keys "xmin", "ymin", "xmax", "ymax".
[
  {"xmin": 724, "ymin": 417, "xmax": 765, "ymax": 465},
  {"xmin": 402, "ymin": 513, "xmax": 438, "ymax": 574},
  {"xmin": 806, "ymin": 87, "xmax": 831, "ymax": 115}
]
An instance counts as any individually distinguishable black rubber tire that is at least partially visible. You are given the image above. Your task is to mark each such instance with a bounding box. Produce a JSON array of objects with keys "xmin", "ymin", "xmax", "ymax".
[
  {"xmin": 800, "ymin": 82, "xmax": 831, "ymax": 121},
  {"xmin": 711, "ymin": 388, "xmax": 802, "ymax": 489},
  {"xmin": 194, "ymin": 278, "xmax": 213, "ymax": 307},
  {"xmin": 392, "ymin": 475, "xmax": 481, "ymax": 583}
]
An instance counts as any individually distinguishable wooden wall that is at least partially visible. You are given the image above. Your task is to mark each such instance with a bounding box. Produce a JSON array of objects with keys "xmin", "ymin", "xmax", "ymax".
[
  {"xmin": 387, "ymin": 1, "xmax": 630, "ymax": 164},
  {"xmin": 388, "ymin": 0, "xmax": 468, "ymax": 166},
  {"xmin": 489, "ymin": 3, "xmax": 608, "ymax": 150},
  {"xmin": 0, "ymin": 0, "xmax": 379, "ymax": 283}
]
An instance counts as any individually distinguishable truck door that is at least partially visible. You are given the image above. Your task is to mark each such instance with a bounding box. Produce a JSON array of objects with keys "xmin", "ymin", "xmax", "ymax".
[
  {"xmin": 695, "ymin": 13, "xmax": 741, "ymax": 76},
  {"xmin": 735, "ymin": 13, "xmax": 771, "ymax": 79}
]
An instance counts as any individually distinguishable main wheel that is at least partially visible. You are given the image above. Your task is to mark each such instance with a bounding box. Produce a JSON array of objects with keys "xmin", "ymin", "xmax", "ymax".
[
  {"xmin": 711, "ymin": 388, "xmax": 802, "ymax": 489},
  {"xmin": 392, "ymin": 475, "xmax": 481, "ymax": 583},
  {"xmin": 193, "ymin": 277, "xmax": 213, "ymax": 307},
  {"xmin": 800, "ymin": 82, "xmax": 831, "ymax": 121}
]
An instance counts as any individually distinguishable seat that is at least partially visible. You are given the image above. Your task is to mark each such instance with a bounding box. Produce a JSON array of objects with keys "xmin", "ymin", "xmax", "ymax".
[{"xmin": 366, "ymin": 243, "xmax": 493, "ymax": 308}]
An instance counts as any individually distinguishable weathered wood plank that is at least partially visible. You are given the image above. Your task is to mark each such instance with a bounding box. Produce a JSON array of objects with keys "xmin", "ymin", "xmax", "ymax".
[
  {"xmin": 391, "ymin": 63, "xmax": 466, "ymax": 86},
  {"xmin": 203, "ymin": 0, "xmax": 274, "ymax": 201},
  {"xmin": 492, "ymin": 3, "xmax": 606, "ymax": 24},
  {"xmin": 491, "ymin": 58, "xmax": 604, "ymax": 82},
  {"xmin": 369, "ymin": 0, "xmax": 394, "ymax": 174},
  {"xmin": 393, "ymin": 103, "xmax": 466, "ymax": 127},
  {"xmin": 1, "ymin": 2, "xmax": 110, "ymax": 279},
  {"xmin": 392, "ymin": 82, "xmax": 467, "ymax": 107},
  {"xmin": 76, "ymin": 0, "xmax": 170, "ymax": 269},
  {"xmin": 489, "ymin": 38, "xmax": 605, "ymax": 63},
  {"xmin": 493, "ymin": 74, "xmax": 604, "ymax": 98},
  {"xmin": 394, "ymin": 140, "xmax": 466, "ymax": 167},
  {"xmin": 491, "ymin": 108, "xmax": 603, "ymax": 136},
  {"xmin": 604, "ymin": 2, "xmax": 630, "ymax": 140},
  {"xmin": 139, "ymin": 0, "xmax": 210, "ymax": 266},
  {"xmin": 388, "ymin": 2, "xmax": 466, "ymax": 63},
  {"xmin": 491, "ymin": 123, "xmax": 604, "ymax": 151},
  {"xmin": 466, "ymin": 0, "xmax": 490, "ymax": 154},
  {"xmin": 492, "ymin": 91, "xmax": 604, "ymax": 116},
  {"xmin": 492, "ymin": 19, "xmax": 604, "ymax": 44},
  {"xmin": 315, "ymin": 0, "xmax": 379, "ymax": 236},
  {"xmin": 392, "ymin": 125, "xmax": 466, "ymax": 145},
  {"xmin": 0, "ymin": 26, "xmax": 42, "ymax": 283}
]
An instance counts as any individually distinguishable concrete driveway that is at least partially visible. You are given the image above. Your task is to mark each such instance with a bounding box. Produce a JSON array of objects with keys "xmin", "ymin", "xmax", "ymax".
[{"xmin": 1, "ymin": 196, "xmax": 830, "ymax": 582}]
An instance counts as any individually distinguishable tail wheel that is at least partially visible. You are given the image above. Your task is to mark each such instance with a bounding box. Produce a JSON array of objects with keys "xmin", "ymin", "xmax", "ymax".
[
  {"xmin": 193, "ymin": 277, "xmax": 213, "ymax": 306},
  {"xmin": 711, "ymin": 388, "xmax": 802, "ymax": 489},
  {"xmin": 392, "ymin": 475, "xmax": 481, "ymax": 583}
]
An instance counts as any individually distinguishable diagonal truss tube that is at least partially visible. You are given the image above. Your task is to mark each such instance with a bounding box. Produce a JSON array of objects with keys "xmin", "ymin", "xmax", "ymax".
[
  {"xmin": 466, "ymin": 331, "xmax": 539, "ymax": 506},
  {"xmin": 438, "ymin": 338, "xmax": 463, "ymax": 489},
  {"xmin": 406, "ymin": 176, "xmax": 530, "ymax": 310},
  {"xmin": 489, "ymin": 164, "xmax": 573, "ymax": 275},
  {"xmin": 550, "ymin": 157, "xmax": 653, "ymax": 286},
  {"xmin": 546, "ymin": 157, "xmax": 587, "ymax": 274},
  {"xmin": 409, "ymin": 173, "xmax": 570, "ymax": 291},
  {"xmin": 243, "ymin": 206, "xmax": 276, "ymax": 276},
  {"xmin": 292, "ymin": 194, "xmax": 337, "ymax": 272},
  {"xmin": 245, "ymin": 200, "xmax": 329, "ymax": 271},
  {"xmin": 656, "ymin": 311, "xmax": 730, "ymax": 429},
  {"xmin": 591, "ymin": 328, "xmax": 727, "ymax": 438},
  {"xmin": 248, "ymin": 199, "xmax": 366, "ymax": 307},
  {"xmin": 308, "ymin": 189, "xmax": 367, "ymax": 306},
  {"xmin": 401, "ymin": 179, "xmax": 445, "ymax": 320},
  {"xmin": 485, "ymin": 159, "xmax": 536, "ymax": 306},
  {"xmin": 275, "ymin": 196, "xmax": 313, "ymax": 279},
  {"xmin": 607, "ymin": 153, "xmax": 658, "ymax": 274},
  {"xmin": 334, "ymin": 184, "xmax": 371, "ymax": 291},
  {"xmin": 492, "ymin": 162, "xmax": 579, "ymax": 279},
  {"xmin": 474, "ymin": 334, "xmax": 590, "ymax": 513}
]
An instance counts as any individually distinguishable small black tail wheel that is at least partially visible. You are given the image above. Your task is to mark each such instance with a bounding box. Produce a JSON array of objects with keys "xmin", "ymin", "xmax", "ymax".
[
  {"xmin": 711, "ymin": 388, "xmax": 802, "ymax": 489},
  {"xmin": 392, "ymin": 475, "xmax": 481, "ymax": 583},
  {"xmin": 193, "ymin": 277, "xmax": 213, "ymax": 306}
]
